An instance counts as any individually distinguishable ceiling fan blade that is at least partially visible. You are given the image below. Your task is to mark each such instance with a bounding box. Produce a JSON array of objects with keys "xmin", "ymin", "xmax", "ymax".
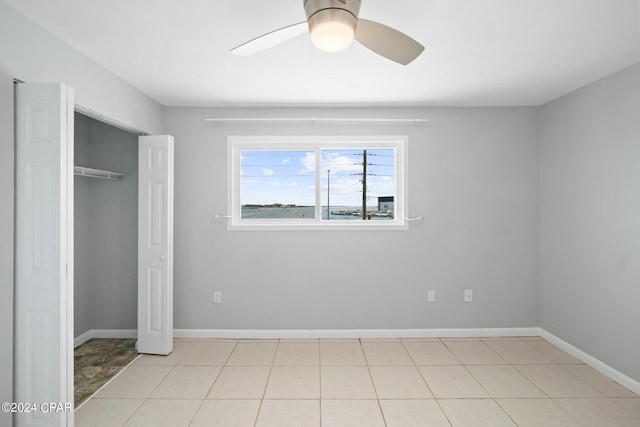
[
  {"xmin": 355, "ymin": 19, "xmax": 424, "ymax": 65},
  {"xmin": 231, "ymin": 22, "xmax": 308, "ymax": 56}
]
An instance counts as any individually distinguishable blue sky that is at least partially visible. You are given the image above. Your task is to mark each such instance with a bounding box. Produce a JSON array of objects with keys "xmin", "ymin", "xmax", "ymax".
[{"xmin": 240, "ymin": 148, "xmax": 395, "ymax": 207}]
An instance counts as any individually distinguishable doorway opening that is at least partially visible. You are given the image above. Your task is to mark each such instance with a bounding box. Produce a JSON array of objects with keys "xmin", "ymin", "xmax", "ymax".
[{"xmin": 73, "ymin": 112, "xmax": 141, "ymax": 406}]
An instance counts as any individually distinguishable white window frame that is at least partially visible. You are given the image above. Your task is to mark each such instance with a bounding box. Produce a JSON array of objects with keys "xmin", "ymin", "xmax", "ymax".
[{"xmin": 228, "ymin": 135, "xmax": 408, "ymax": 230}]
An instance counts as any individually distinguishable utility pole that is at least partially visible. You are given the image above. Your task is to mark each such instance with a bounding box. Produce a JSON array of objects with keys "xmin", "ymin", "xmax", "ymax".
[
  {"xmin": 362, "ymin": 150, "xmax": 367, "ymax": 220},
  {"xmin": 327, "ymin": 169, "xmax": 330, "ymax": 220}
]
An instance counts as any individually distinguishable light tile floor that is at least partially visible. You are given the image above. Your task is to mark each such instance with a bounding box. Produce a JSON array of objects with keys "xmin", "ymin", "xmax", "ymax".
[{"xmin": 75, "ymin": 337, "xmax": 640, "ymax": 426}]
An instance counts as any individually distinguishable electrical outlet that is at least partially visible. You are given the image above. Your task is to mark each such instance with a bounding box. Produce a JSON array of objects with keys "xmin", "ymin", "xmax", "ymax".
[
  {"xmin": 427, "ymin": 290, "xmax": 436, "ymax": 303},
  {"xmin": 214, "ymin": 291, "xmax": 222, "ymax": 304},
  {"xmin": 464, "ymin": 289, "xmax": 473, "ymax": 302}
]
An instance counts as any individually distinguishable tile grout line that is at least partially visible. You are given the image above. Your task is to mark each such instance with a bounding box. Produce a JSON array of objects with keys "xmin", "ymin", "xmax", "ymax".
[
  {"xmin": 253, "ymin": 339, "xmax": 280, "ymax": 427},
  {"xmin": 194, "ymin": 338, "xmax": 239, "ymax": 425},
  {"xmin": 121, "ymin": 340, "xmax": 195, "ymax": 426},
  {"xmin": 458, "ymin": 363, "xmax": 517, "ymax": 426},
  {"xmin": 318, "ymin": 339, "xmax": 323, "ymax": 426},
  {"xmin": 401, "ymin": 338, "xmax": 455, "ymax": 427},
  {"xmin": 185, "ymin": 338, "xmax": 207, "ymax": 427},
  {"xmin": 360, "ymin": 338, "xmax": 389, "ymax": 427},
  {"xmin": 399, "ymin": 338, "xmax": 441, "ymax": 399},
  {"xmin": 485, "ymin": 337, "xmax": 585, "ymax": 426}
]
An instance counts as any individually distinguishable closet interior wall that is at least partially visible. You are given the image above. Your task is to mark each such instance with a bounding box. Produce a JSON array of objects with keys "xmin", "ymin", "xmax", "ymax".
[{"xmin": 74, "ymin": 113, "xmax": 138, "ymax": 341}]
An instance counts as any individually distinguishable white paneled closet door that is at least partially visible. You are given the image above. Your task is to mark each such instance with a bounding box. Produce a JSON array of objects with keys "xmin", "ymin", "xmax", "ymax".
[
  {"xmin": 138, "ymin": 135, "xmax": 174, "ymax": 355},
  {"xmin": 14, "ymin": 82, "xmax": 74, "ymax": 427}
]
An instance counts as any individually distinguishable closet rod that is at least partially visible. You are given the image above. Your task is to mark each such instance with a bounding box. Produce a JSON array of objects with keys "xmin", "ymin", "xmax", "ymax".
[
  {"xmin": 205, "ymin": 117, "xmax": 429, "ymax": 124},
  {"xmin": 74, "ymin": 166, "xmax": 124, "ymax": 180}
]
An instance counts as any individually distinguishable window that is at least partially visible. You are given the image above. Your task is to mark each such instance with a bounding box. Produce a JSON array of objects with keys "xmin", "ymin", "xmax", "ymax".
[{"xmin": 228, "ymin": 136, "xmax": 407, "ymax": 230}]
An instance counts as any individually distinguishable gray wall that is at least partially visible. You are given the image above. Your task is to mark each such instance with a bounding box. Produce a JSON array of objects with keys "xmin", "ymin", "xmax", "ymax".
[
  {"xmin": 74, "ymin": 114, "xmax": 139, "ymax": 338},
  {"xmin": 165, "ymin": 106, "xmax": 540, "ymax": 330},
  {"xmin": 0, "ymin": 72, "xmax": 15, "ymax": 427},
  {"xmin": 540, "ymin": 62, "xmax": 640, "ymax": 382}
]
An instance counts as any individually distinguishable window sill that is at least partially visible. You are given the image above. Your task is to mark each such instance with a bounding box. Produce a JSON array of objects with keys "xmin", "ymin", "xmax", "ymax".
[{"xmin": 227, "ymin": 220, "xmax": 409, "ymax": 231}]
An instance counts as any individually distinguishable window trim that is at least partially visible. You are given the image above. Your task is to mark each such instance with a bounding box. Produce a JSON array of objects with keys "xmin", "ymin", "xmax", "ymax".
[{"xmin": 228, "ymin": 135, "xmax": 408, "ymax": 230}]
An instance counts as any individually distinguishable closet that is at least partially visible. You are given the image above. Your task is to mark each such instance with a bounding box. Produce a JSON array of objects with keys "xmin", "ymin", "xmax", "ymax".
[
  {"xmin": 15, "ymin": 83, "xmax": 174, "ymax": 423},
  {"xmin": 74, "ymin": 112, "xmax": 138, "ymax": 342}
]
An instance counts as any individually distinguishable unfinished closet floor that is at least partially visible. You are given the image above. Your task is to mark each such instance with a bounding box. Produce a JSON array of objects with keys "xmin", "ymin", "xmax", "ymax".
[
  {"xmin": 75, "ymin": 338, "xmax": 138, "ymax": 407},
  {"xmin": 75, "ymin": 337, "xmax": 640, "ymax": 426}
]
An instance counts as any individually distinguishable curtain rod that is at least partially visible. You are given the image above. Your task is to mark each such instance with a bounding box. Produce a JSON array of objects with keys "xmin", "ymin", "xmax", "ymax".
[{"xmin": 205, "ymin": 117, "xmax": 429, "ymax": 124}]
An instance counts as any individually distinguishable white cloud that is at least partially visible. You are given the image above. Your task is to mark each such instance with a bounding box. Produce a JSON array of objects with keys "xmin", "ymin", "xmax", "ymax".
[
  {"xmin": 300, "ymin": 152, "xmax": 316, "ymax": 174},
  {"xmin": 263, "ymin": 168, "xmax": 274, "ymax": 176},
  {"xmin": 282, "ymin": 158, "xmax": 290, "ymax": 164},
  {"xmin": 323, "ymin": 155, "xmax": 361, "ymax": 174},
  {"xmin": 289, "ymin": 182, "xmax": 298, "ymax": 187},
  {"xmin": 271, "ymin": 181, "xmax": 281, "ymax": 186}
]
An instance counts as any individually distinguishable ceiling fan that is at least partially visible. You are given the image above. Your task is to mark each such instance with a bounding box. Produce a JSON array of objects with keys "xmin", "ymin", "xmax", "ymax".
[{"xmin": 231, "ymin": 0, "xmax": 425, "ymax": 65}]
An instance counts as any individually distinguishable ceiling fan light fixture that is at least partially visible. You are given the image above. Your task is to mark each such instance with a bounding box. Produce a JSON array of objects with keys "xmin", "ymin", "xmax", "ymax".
[
  {"xmin": 233, "ymin": 0, "xmax": 424, "ymax": 65},
  {"xmin": 308, "ymin": 9, "xmax": 357, "ymax": 52}
]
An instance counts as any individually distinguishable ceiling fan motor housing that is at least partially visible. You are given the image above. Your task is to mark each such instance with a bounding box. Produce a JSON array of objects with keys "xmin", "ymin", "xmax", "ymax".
[
  {"xmin": 304, "ymin": 0, "xmax": 361, "ymax": 21},
  {"xmin": 304, "ymin": 0, "xmax": 361, "ymax": 51}
]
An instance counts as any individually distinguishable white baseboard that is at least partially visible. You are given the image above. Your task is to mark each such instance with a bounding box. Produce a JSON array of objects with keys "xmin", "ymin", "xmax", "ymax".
[
  {"xmin": 74, "ymin": 327, "xmax": 638, "ymax": 395},
  {"xmin": 540, "ymin": 329, "xmax": 640, "ymax": 396},
  {"xmin": 74, "ymin": 329, "xmax": 137, "ymax": 348},
  {"xmin": 74, "ymin": 330, "xmax": 94, "ymax": 347},
  {"xmin": 173, "ymin": 327, "xmax": 542, "ymax": 340}
]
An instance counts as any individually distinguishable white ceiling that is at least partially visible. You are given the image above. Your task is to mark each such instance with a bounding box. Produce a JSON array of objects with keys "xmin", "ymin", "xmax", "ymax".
[{"xmin": 4, "ymin": 0, "xmax": 640, "ymax": 107}]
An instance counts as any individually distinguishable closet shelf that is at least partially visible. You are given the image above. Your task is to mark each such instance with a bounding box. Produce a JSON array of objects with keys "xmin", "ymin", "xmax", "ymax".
[{"xmin": 74, "ymin": 166, "xmax": 125, "ymax": 180}]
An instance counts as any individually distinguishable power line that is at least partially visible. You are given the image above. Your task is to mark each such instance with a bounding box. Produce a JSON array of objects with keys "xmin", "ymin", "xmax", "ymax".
[{"xmin": 367, "ymin": 153, "xmax": 394, "ymax": 157}]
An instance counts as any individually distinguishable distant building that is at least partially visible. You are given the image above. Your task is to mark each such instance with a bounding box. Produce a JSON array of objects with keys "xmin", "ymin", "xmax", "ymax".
[{"xmin": 378, "ymin": 196, "xmax": 394, "ymax": 212}]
